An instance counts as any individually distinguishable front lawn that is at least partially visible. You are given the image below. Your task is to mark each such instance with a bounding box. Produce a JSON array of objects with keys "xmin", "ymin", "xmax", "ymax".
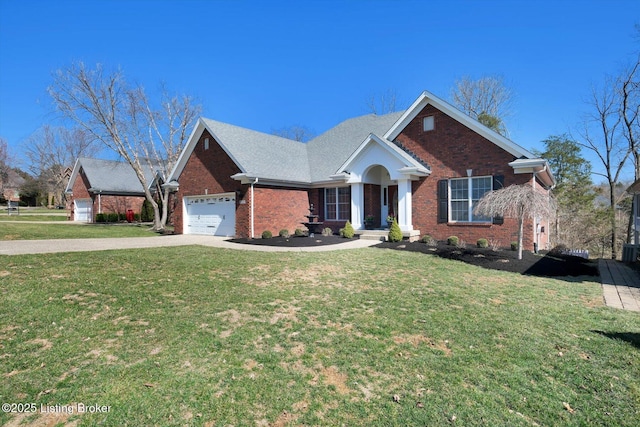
[
  {"xmin": 1, "ymin": 247, "xmax": 638, "ymax": 426},
  {"xmin": 0, "ymin": 223, "xmax": 158, "ymax": 240}
]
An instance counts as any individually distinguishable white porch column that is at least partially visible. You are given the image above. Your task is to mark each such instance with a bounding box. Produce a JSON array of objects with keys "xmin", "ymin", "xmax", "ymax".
[
  {"xmin": 397, "ymin": 178, "xmax": 413, "ymax": 232},
  {"xmin": 351, "ymin": 182, "xmax": 364, "ymax": 229}
]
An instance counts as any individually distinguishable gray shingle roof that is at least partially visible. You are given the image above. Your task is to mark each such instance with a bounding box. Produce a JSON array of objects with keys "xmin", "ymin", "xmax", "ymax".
[
  {"xmin": 201, "ymin": 118, "xmax": 312, "ymax": 183},
  {"xmin": 306, "ymin": 112, "xmax": 405, "ymax": 182},
  {"xmin": 200, "ymin": 112, "xmax": 404, "ymax": 184},
  {"xmin": 71, "ymin": 158, "xmax": 158, "ymax": 194}
]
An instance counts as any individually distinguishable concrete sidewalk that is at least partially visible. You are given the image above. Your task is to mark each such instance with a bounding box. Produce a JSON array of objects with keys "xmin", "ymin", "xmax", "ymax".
[
  {"xmin": 0, "ymin": 234, "xmax": 380, "ymax": 256},
  {"xmin": 599, "ymin": 259, "xmax": 640, "ymax": 312}
]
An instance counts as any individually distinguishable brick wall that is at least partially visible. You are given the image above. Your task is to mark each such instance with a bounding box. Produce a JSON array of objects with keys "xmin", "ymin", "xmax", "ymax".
[
  {"xmin": 173, "ymin": 130, "xmax": 245, "ymax": 235},
  {"xmin": 253, "ymin": 187, "xmax": 310, "ymax": 237},
  {"xmin": 396, "ymin": 104, "xmax": 546, "ymax": 250}
]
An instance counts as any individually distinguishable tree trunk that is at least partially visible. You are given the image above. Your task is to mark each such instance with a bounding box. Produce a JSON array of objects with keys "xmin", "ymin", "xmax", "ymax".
[
  {"xmin": 160, "ymin": 187, "xmax": 170, "ymax": 229},
  {"xmin": 517, "ymin": 212, "xmax": 524, "ymax": 260},
  {"xmin": 609, "ymin": 182, "xmax": 617, "ymax": 259}
]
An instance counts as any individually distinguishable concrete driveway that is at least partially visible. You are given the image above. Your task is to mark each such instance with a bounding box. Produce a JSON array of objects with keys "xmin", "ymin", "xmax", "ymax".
[{"xmin": 0, "ymin": 234, "xmax": 379, "ymax": 256}]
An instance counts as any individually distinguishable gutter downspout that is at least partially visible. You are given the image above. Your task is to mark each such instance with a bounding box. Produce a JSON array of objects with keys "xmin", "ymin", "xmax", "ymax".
[{"xmin": 250, "ymin": 178, "xmax": 258, "ymax": 238}]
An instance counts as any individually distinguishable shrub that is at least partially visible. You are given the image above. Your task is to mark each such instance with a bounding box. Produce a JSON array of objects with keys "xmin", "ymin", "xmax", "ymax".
[
  {"xmin": 447, "ymin": 236, "xmax": 459, "ymax": 246},
  {"xmin": 279, "ymin": 229, "xmax": 290, "ymax": 238},
  {"xmin": 261, "ymin": 230, "xmax": 273, "ymax": 239},
  {"xmin": 107, "ymin": 213, "xmax": 119, "ymax": 223},
  {"xmin": 294, "ymin": 228, "xmax": 304, "ymax": 237},
  {"xmin": 421, "ymin": 235, "xmax": 437, "ymax": 246},
  {"xmin": 341, "ymin": 221, "xmax": 355, "ymax": 239},
  {"xmin": 141, "ymin": 199, "xmax": 155, "ymax": 222},
  {"xmin": 388, "ymin": 220, "xmax": 403, "ymax": 242},
  {"xmin": 488, "ymin": 239, "xmax": 501, "ymax": 251},
  {"xmin": 477, "ymin": 238, "xmax": 488, "ymax": 248},
  {"xmin": 511, "ymin": 242, "xmax": 518, "ymax": 251},
  {"xmin": 549, "ymin": 243, "xmax": 568, "ymax": 256},
  {"xmin": 322, "ymin": 227, "xmax": 334, "ymax": 237},
  {"xmin": 95, "ymin": 213, "xmax": 106, "ymax": 223}
]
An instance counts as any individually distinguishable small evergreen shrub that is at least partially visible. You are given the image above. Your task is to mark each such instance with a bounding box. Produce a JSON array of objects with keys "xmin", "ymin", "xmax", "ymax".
[
  {"xmin": 511, "ymin": 242, "xmax": 518, "ymax": 251},
  {"xmin": 95, "ymin": 213, "xmax": 106, "ymax": 223},
  {"xmin": 279, "ymin": 229, "xmax": 290, "ymax": 238},
  {"xmin": 261, "ymin": 230, "xmax": 273, "ymax": 239},
  {"xmin": 322, "ymin": 227, "xmax": 334, "ymax": 237},
  {"xmin": 107, "ymin": 213, "xmax": 119, "ymax": 222},
  {"xmin": 477, "ymin": 238, "xmax": 489, "ymax": 248},
  {"xmin": 447, "ymin": 236, "xmax": 459, "ymax": 246},
  {"xmin": 388, "ymin": 220, "xmax": 403, "ymax": 242},
  {"xmin": 141, "ymin": 199, "xmax": 155, "ymax": 222},
  {"xmin": 294, "ymin": 228, "xmax": 304, "ymax": 237},
  {"xmin": 341, "ymin": 221, "xmax": 354, "ymax": 239}
]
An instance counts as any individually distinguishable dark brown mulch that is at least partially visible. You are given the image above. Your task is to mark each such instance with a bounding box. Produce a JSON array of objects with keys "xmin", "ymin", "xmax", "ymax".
[
  {"xmin": 228, "ymin": 235, "xmax": 351, "ymax": 247},
  {"xmin": 227, "ymin": 235, "xmax": 599, "ymax": 278},
  {"xmin": 376, "ymin": 240, "xmax": 599, "ymax": 278}
]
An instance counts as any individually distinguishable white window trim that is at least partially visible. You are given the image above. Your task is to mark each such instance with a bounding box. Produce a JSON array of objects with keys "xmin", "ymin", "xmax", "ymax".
[
  {"xmin": 325, "ymin": 187, "xmax": 350, "ymax": 221},
  {"xmin": 448, "ymin": 176, "xmax": 492, "ymax": 223}
]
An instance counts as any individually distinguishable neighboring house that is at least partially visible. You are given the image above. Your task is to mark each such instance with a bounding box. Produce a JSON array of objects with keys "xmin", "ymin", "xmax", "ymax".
[
  {"xmin": 167, "ymin": 91, "xmax": 555, "ymax": 250},
  {"xmin": 1, "ymin": 169, "xmax": 25, "ymax": 204},
  {"xmin": 65, "ymin": 158, "xmax": 159, "ymax": 222},
  {"xmin": 625, "ymin": 179, "xmax": 640, "ymax": 260}
]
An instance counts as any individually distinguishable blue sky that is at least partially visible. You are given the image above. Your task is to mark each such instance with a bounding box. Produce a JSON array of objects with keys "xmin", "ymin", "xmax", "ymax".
[{"xmin": 1, "ymin": 0, "xmax": 639, "ymax": 179}]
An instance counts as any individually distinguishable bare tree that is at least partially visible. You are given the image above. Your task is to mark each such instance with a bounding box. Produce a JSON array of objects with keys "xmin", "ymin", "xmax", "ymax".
[
  {"xmin": 451, "ymin": 75, "xmax": 513, "ymax": 136},
  {"xmin": 474, "ymin": 184, "xmax": 555, "ymax": 260},
  {"xmin": 271, "ymin": 125, "xmax": 315, "ymax": 142},
  {"xmin": 620, "ymin": 58, "xmax": 640, "ymax": 179},
  {"xmin": 365, "ymin": 89, "xmax": 400, "ymax": 115},
  {"xmin": 48, "ymin": 62, "xmax": 200, "ymax": 230},
  {"xmin": 579, "ymin": 78, "xmax": 632, "ymax": 259},
  {"xmin": 23, "ymin": 125, "xmax": 99, "ymax": 206},
  {"xmin": 0, "ymin": 137, "xmax": 9, "ymax": 188}
]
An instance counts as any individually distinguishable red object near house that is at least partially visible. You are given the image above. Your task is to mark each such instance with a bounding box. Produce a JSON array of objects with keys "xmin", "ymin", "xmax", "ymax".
[{"xmin": 126, "ymin": 209, "xmax": 134, "ymax": 223}]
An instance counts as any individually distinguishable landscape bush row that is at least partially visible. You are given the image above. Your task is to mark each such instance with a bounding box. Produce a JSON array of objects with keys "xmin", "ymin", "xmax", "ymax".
[{"xmin": 259, "ymin": 223, "xmax": 520, "ymax": 251}]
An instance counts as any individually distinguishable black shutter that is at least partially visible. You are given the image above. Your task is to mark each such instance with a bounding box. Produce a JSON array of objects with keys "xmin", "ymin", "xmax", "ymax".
[
  {"xmin": 437, "ymin": 179, "xmax": 448, "ymax": 223},
  {"xmin": 492, "ymin": 175, "xmax": 504, "ymax": 224}
]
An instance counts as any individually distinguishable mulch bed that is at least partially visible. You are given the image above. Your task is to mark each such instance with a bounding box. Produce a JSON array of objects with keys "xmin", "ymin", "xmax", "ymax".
[
  {"xmin": 228, "ymin": 235, "xmax": 350, "ymax": 247},
  {"xmin": 376, "ymin": 241, "xmax": 599, "ymax": 277},
  {"xmin": 228, "ymin": 235, "xmax": 599, "ymax": 278}
]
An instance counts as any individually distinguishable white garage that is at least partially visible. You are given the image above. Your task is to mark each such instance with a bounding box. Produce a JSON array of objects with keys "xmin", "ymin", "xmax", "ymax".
[
  {"xmin": 74, "ymin": 199, "xmax": 93, "ymax": 222},
  {"xmin": 184, "ymin": 193, "xmax": 236, "ymax": 236}
]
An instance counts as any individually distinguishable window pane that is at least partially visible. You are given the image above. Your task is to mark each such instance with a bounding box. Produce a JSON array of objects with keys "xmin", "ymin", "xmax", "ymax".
[
  {"xmin": 325, "ymin": 188, "xmax": 336, "ymax": 220},
  {"xmin": 472, "ymin": 200, "xmax": 491, "ymax": 222},
  {"xmin": 451, "ymin": 201, "xmax": 469, "ymax": 221},
  {"xmin": 450, "ymin": 179, "xmax": 468, "ymax": 200},
  {"xmin": 338, "ymin": 188, "xmax": 350, "ymax": 220},
  {"xmin": 326, "ymin": 189, "xmax": 336, "ymax": 204},
  {"xmin": 472, "ymin": 177, "xmax": 492, "ymax": 200}
]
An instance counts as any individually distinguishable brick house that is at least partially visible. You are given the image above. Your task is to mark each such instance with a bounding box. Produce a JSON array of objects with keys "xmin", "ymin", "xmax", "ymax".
[
  {"xmin": 65, "ymin": 158, "xmax": 158, "ymax": 222},
  {"xmin": 167, "ymin": 91, "xmax": 555, "ymax": 250}
]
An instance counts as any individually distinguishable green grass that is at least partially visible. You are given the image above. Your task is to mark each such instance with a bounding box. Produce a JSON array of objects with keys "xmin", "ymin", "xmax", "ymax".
[
  {"xmin": 1, "ymin": 247, "xmax": 638, "ymax": 426},
  {"xmin": 0, "ymin": 214, "xmax": 68, "ymax": 222},
  {"xmin": 1, "ymin": 222, "xmax": 158, "ymax": 240}
]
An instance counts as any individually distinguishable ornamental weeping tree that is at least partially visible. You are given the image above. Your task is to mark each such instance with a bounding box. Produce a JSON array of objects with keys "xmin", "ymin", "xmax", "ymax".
[{"xmin": 474, "ymin": 184, "xmax": 555, "ymax": 260}]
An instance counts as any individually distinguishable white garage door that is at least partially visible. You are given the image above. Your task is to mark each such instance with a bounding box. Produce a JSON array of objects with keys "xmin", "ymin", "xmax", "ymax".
[
  {"xmin": 184, "ymin": 193, "xmax": 236, "ymax": 236},
  {"xmin": 74, "ymin": 199, "xmax": 92, "ymax": 222}
]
